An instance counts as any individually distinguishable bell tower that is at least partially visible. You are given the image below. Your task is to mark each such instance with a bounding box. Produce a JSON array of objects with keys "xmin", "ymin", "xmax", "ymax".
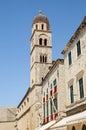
[{"xmin": 30, "ymin": 11, "xmax": 52, "ymax": 88}]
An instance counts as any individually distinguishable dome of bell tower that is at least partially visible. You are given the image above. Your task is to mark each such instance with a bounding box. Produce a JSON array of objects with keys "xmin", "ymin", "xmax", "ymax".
[{"xmin": 32, "ymin": 11, "xmax": 50, "ymax": 30}]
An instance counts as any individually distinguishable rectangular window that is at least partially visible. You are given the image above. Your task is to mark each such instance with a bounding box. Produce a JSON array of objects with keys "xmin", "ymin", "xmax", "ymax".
[
  {"xmin": 79, "ymin": 78, "xmax": 84, "ymax": 99},
  {"xmin": 68, "ymin": 51, "xmax": 72, "ymax": 65},
  {"xmin": 70, "ymin": 85, "xmax": 74, "ymax": 103},
  {"xmin": 77, "ymin": 40, "xmax": 81, "ymax": 56}
]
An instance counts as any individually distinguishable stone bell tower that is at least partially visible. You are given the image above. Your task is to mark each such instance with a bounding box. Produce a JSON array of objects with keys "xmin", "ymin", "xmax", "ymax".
[{"xmin": 30, "ymin": 11, "xmax": 52, "ymax": 88}]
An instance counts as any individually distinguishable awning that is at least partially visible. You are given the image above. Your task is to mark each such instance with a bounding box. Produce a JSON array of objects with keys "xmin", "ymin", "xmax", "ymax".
[
  {"xmin": 51, "ymin": 110, "xmax": 86, "ymax": 129},
  {"xmin": 38, "ymin": 120, "xmax": 56, "ymax": 130}
]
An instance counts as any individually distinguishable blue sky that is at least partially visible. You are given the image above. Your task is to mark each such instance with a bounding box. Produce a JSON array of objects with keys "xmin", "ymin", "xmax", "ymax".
[{"xmin": 0, "ymin": 0, "xmax": 86, "ymax": 106}]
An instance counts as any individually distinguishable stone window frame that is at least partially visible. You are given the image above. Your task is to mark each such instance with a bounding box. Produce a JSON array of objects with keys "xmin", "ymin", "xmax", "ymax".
[{"xmin": 76, "ymin": 70, "xmax": 84, "ymax": 100}]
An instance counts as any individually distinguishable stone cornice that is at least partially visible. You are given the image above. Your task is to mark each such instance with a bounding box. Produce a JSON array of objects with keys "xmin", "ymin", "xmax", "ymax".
[
  {"xmin": 30, "ymin": 61, "xmax": 52, "ymax": 71},
  {"xmin": 30, "ymin": 29, "xmax": 52, "ymax": 41},
  {"xmin": 30, "ymin": 45, "xmax": 52, "ymax": 55}
]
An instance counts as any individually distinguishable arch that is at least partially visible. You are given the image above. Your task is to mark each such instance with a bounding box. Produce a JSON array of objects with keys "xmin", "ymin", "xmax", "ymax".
[
  {"xmin": 44, "ymin": 39, "xmax": 47, "ymax": 46},
  {"xmin": 39, "ymin": 38, "xmax": 42, "ymax": 45},
  {"xmin": 72, "ymin": 126, "xmax": 76, "ymax": 130},
  {"xmin": 82, "ymin": 124, "xmax": 86, "ymax": 130}
]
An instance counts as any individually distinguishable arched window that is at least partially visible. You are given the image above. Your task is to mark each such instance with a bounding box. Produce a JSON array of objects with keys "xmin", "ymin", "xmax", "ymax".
[
  {"xmin": 44, "ymin": 39, "xmax": 47, "ymax": 46},
  {"xmin": 72, "ymin": 126, "xmax": 76, "ymax": 130},
  {"xmin": 39, "ymin": 38, "xmax": 42, "ymax": 45},
  {"xmin": 45, "ymin": 56, "xmax": 47, "ymax": 63},
  {"xmin": 36, "ymin": 24, "xmax": 38, "ymax": 30},
  {"xmin": 82, "ymin": 124, "xmax": 86, "ymax": 130},
  {"xmin": 40, "ymin": 55, "xmax": 47, "ymax": 63},
  {"xmin": 43, "ymin": 56, "xmax": 45, "ymax": 63},
  {"xmin": 41, "ymin": 24, "xmax": 44, "ymax": 30},
  {"xmin": 40, "ymin": 55, "xmax": 42, "ymax": 63}
]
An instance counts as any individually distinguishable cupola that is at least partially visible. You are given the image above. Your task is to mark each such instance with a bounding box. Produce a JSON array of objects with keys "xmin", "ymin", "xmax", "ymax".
[{"xmin": 32, "ymin": 11, "xmax": 50, "ymax": 33}]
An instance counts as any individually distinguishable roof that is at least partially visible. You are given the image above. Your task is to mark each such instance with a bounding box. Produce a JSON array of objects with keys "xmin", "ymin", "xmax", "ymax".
[
  {"xmin": 32, "ymin": 11, "xmax": 50, "ymax": 29},
  {"xmin": 62, "ymin": 16, "xmax": 86, "ymax": 54}
]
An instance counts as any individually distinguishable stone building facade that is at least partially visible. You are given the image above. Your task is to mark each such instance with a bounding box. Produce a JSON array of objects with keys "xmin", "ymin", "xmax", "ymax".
[
  {"xmin": 51, "ymin": 16, "xmax": 86, "ymax": 130},
  {"xmin": 62, "ymin": 16, "xmax": 86, "ymax": 130}
]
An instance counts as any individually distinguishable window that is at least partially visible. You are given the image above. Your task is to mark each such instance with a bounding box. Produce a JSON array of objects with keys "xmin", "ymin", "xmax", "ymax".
[
  {"xmin": 70, "ymin": 85, "xmax": 74, "ymax": 103},
  {"xmin": 54, "ymin": 86, "xmax": 57, "ymax": 94},
  {"xmin": 22, "ymin": 105, "xmax": 23, "ymax": 108},
  {"xmin": 46, "ymin": 88, "xmax": 48, "ymax": 93},
  {"xmin": 45, "ymin": 56, "xmax": 47, "ymax": 63},
  {"xmin": 50, "ymin": 84, "xmax": 52, "ymax": 96},
  {"xmin": 50, "ymin": 84, "xmax": 52, "ymax": 89},
  {"xmin": 24, "ymin": 101, "xmax": 26, "ymax": 106},
  {"xmin": 40, "ymin": 55, "xmax": 47, "ymax": 63},
  {"xmin": 53, "ymin": 95, "xmax": 58, "ymax": 112},
  {"xmin": 39, "ymin": 38, "xmax": 42, "ymax": 45},
  {"xmin": 79, "ymin": 77, "xmax": 84, "ymax": 99},
  {"xmin": 27, "ymin": 97, "xmax": 29, "ymax": 102},
  {"xmin": 42, "ymin": 24, "xmax": 44, "ymax": 30},
  {"xmin": 46, "ymin": 102, "xmax": 48, "ymax": 118},
  {"xmin": 44, "ymin": 39, "xmax": 47, "ymax": 46},
  {"xmin": 50, "ymin": 99, "xmax": 53, "ymax": 115},
  {"xmin": 43, "ymin": 56, "xmax": 45, "ymax": 63},
  {"xmin": 68, "ymin": 51, "xmax": 72, "ymax": 65},
  {"xmin": 36, "ymin": 24, "xmax": 38, "ymax": 30},
  {"xmin": 53, "ymin": 79, "xmax": 56, "ymax": 86},
  {"xmin": 77, "ymin": 40, "xmax": 81, "ymax": 56},
  {"xmin": 40, "ymin": 55, "xmax": 42, "ymax": 63},
  {"xmin": 43, "ymin": 104, "xmax": 45, "ymax": 120}
]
